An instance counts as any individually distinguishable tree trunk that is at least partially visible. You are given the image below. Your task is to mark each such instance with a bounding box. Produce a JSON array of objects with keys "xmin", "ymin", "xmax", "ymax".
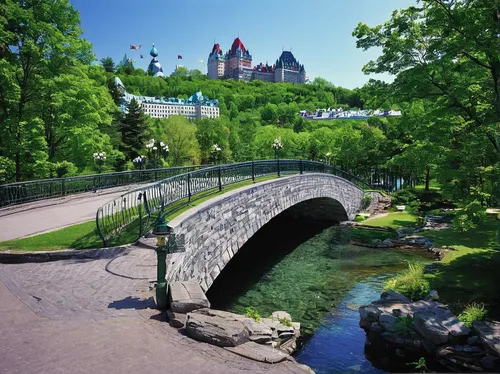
[{"xmin": 425, "ymin": 167, "xmax": 430, "ymax": 191}]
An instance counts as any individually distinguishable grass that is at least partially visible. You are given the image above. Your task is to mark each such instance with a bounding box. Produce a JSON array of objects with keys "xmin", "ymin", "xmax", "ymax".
[
  {"xmin": 362, "ymin": 212, "xmax": 420, "ymax": 229},
  {"xmin": 423, "ymin": 216, "xmax": 500, "ymax": 319},
  {"xmin": 0, "ymin": 174, "xmax": 279, "ymax": 252},
  {"xmin": 385, "ymin": 262, "xmax": 431, "ymax": 300}
]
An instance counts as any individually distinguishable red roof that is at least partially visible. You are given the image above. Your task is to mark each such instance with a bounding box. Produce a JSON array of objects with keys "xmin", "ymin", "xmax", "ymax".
[
  {"xmin": 230, "ymin": 37, "xmax": 246, "ymax": 54},
  {"xmin": 211, "ymin": 43, "xmax": 222, "ymax": 54}
]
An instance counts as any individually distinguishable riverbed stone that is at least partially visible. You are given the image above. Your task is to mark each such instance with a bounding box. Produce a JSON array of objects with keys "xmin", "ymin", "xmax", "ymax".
[
  {"xmin": 359, "ymin": 305, "xmax": 382, "ymax": 328},
  {"xmin": 224, "ymin": 341, "xmax": 292, "ymax": 364},
  {"xmin": 474, "ymin": 320, "xmax": 500, "ymax": 356},
  {"xmin": 372, "ymin": 290, "xmax": 411, "ymax": 305},
  {"xmin": 272, "ymin": 311, "xmax": 292, "ymax": 322},
  {"xmin": 379, "ymin": 313, "xmax": 399, "ymax": 332},
  {"xmin": 241, "ymin": 318, "xmax": 273, "ymax": 344},
  {"xmin": 169, "ymin": 280, "xmax": 210, "ymax": 314},
  {"xmin": 412, "ymin": 311, "xmax": 450, "ymax": 345},
  {"xmin": 185, "ymin": 312, "xmax": 249, "ymax": 347}
]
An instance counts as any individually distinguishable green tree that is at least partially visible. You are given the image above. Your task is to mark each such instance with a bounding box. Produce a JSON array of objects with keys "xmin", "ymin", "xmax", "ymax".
[
  {"xmin": 0, "ymin": 0, "xmax": 94, "ymax": 180},
  {"xmin": 120, "ymin": 98, "xmax": 149, "ymax": 160},
  {"xmin": 100, "ymin": 57, "xmax": 115, "ymax": 73},
  {"xmin": 163, "ymin": 116, "xmax": 200, "ymax": 165},
  {"xmin": 195, "ymin": 118, "xmax": 231, "ymax": 163}
]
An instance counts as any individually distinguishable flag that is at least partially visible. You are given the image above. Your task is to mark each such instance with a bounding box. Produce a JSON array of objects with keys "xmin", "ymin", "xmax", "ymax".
[
  {"xmin": 198, "ymin": 59, "xmax": 204, "ymax": 64},
  {"xmin": 178, "ymin": 55, "xmax": 183, "ymax": 59},
  {"xmin": 130, "ymin": 44, "xmax": 142, "ymax": 50}
]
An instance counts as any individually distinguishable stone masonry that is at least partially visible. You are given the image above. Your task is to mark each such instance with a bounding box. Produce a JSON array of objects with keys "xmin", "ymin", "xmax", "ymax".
[{"xmin": 164, "ymin": 173, "xmax": 364, "ymax": 292}]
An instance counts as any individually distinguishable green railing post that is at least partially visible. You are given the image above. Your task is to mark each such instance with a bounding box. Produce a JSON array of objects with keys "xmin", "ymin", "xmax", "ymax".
[
  {"xmin": 300, "ymin": 160, "xmax": 303, "ymax": 174},
  {"xmin": 138, "ymin": 192, "xmax": 143, "ymax": 238},
  {"xmin": 62, "ymin": 179, "xmax": 66, "ymax": 196},
  {"xmin": 277, "ymin": 158, "xmax": 280, "ymax": 177},
  {"xmin": 252, "ymin": 161, "xmax": 255, "ymax": 182},
  {"xmin": 218, "ymin": 166, "xmax": 222, "ymax": 191},
  {"xmin": 187, "ymin": 173, "xmax": 191, "ymax": 202}
]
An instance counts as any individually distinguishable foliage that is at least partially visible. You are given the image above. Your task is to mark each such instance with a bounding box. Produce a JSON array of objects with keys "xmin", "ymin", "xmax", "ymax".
[
  {"xmin": 385, "ymin": 262, "xmax": 430, "ymax": 301},
  {"xmin": 408, "ymin": 357, "xmax": 428, "ymax": 373},
  {"xmin": 244, "ymin": 306, "xmax": 261, "ymax": 322},
  {"xmin": 395, "ymin": 315, "xmax": 413, "ymax": 336},
  {"xmin": 100, "ymin": 57, "xmax": 115, "ymax": 73},
  {"xmin": 163, "ymin": 116, "xmax": 200, "ymax": 165},
  {"xmin": 0, "ymin": 156, "xmax": 15, "ymax": 183},
  {"xmin": 51, "ymin": 161, "xmax": 78, "ymax": 178},
  {"xmin": 354, "ymin": 215, "xmax": 366, "ymax": 222},
  {"xmin": 458, "ymin": 303, "xmax": 488, "ymax": 328},
  {"xmin": 279, "ymin": 317, "xmax": 293, "ymax": 327},
  {"xmin": 452, "ymin": 200, "xmax": 487, "ymax": 233},
  {"xmin": 119, "ymin": 98, "xmax": 150, "ymax": 162}
]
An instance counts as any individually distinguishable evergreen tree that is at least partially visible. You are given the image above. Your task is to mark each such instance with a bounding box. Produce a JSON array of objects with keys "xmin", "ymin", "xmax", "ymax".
[
  {"xmin": 120, "ymin": 98, "xmax": 149, "ymax": 160},
  {"xmin": 100, "ymin": 57, "xmax": 115, "ymax": 73}
]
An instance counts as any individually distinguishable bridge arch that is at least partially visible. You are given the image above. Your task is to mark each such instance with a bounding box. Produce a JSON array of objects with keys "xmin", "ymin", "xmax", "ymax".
[{"xmin": 164, "ymin": 173, "xmax": 364, "ymax": 291}]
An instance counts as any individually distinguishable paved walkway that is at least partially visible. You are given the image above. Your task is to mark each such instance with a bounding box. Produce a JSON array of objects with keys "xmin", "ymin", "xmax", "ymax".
[
  {"xmin": 0, "ymin": 186, "xmax": 145, "ymax": 242},
  {"xmin": 0, "ymin": 246, "xmax": 307, "ymax": 374}
]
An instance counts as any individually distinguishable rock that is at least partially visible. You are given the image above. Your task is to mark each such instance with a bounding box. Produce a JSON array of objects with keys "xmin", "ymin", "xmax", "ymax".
[
  {"xmin": 413, "ymin": 311, "xmax": 451, "ymax": 345},
  {"xmin": 190, "ymin": 308, "xmax": 244, "ymax": 321},
  {"xmin": 468, "ymin": 336, "xmax": 480, "ymax": 345},
  {"xmin": 169, "ymin": 281, "xmax": 210, "ymax": 314},
  {"xmin": 424, "ymin": 290, "xmax": 439, "ymax": 301},
  {"xmin": 372, "ymin": 290, "xmax": 412, "ymax": 305},
  {"xmin": 166, "ymin": 309, "xmax": 186, "ymax": 328},
  {"xmin": 224, "ymin": 341, "xmax": 292, "ymax": 363},
  {"xmin": 278, "ymin": 331, "xmax": 294, "ymax": 340},
  {"xmin": 272, "ymin": 311, "xmax": 292, "ymax": 322},
  {"xmin": 370, "ymin": 322, "xmax": 385, "ymax": 334},
  {"xmin": 379, "ymin": 313, "xmax": 399, "ymax": 332},
  {"xmin": 382, "ymin": 238, "xmax": 394, "ymax": 247},
  {"xmin": 474, "ymin": 320, "xmax": 500, "ymax": 356},
  {"xmin": 359, "ymin": 305, "xmax": 381, "ymax": 328},
  {"xmin": 292, "ymin": 322, "xmax": 301, "ymax": 337},
  {"xmin": 185, "ymin": 312, "xmax": 249, "ymax": 347},
  {"xmin": 436, "ymin": 345, "xmax": 488, "ymax": 372},
  {"xmin": 241, "ymin": 318, "xmax": 273, "ymax": 344},
  {"xmin": 261, "ymin": 317, "xmax": 279, "ymax": 330},
  {"xmin": 480, "ymin": 355, "xmax": 500, "ymax": 371},
  {"xmin": 371, "ymin": 238, "xmax": 382, "ymax": 246}
]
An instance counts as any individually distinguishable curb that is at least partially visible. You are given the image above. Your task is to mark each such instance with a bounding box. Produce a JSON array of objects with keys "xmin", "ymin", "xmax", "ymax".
[{"xmin": 0, "ymin": 245, "xmax": 131, "ymax": 264}]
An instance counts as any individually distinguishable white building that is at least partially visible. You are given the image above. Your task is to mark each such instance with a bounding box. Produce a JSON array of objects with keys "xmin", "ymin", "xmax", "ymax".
[{"xmin": 114, "ymin": 77, "xmax": 220, "ymax": 120}]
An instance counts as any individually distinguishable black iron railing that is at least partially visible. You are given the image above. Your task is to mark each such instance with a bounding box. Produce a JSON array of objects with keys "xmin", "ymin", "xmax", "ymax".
[
  {"xmin": 0, "ymin": 165, "xmax": 210, "ymax": 208},
  {"xmin": 95, "ymin": 159, "xmax": 373, "ymax": 246}
]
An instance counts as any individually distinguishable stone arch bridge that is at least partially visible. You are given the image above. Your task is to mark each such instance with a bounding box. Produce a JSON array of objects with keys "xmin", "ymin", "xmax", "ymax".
[{"xmin": 163, "ymin": 173, "xmax": 365, "ymax": 292}]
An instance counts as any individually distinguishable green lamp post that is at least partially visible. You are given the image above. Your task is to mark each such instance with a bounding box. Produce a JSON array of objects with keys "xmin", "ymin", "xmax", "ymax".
[{"xmin": 152, "ymin": 207, "xmax": 171, "ymax": 309}]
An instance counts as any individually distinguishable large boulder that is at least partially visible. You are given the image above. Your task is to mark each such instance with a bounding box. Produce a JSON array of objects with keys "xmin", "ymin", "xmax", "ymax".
[
  {"xmin": 185, "ymin": 312, "xmax": 249, "ymax": 347},
  {"xmin": 169, "ymin": 281, "xmax": 210, "ymax": 314},
  {"xmin": 412, "ymin": 307, "xmax": 470, "ymax": 345},
  {"xmin": 474, "ymin": 320, "xmax": 500, "ymax": 356},
  {"xmin": 241, "ymin": 318, "xmax": 273, "ymax": 344},
  {"xmin": 372, "ymin": 290, "xmax": 412, "ymax": 306},
  {"xmin": 224, "ymin": 341, "xmax": 292, "ymax": 364}
]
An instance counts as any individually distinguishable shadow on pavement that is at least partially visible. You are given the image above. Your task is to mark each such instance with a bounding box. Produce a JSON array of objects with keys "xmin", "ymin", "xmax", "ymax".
[{"xmin": 108, "ymin": 296, "xmax": 155, "ymax": 310}]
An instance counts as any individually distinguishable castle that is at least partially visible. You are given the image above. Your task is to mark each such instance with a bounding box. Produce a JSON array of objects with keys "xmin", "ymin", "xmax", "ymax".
[{"xmin": 207, "ymin": 38, "xmax": 306, "ymax": 84}]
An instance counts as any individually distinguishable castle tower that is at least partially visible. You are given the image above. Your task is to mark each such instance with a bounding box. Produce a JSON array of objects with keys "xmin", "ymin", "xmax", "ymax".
[
  {"xmin": 224, "ymin": 37, "xmax": 252, "ymax": 81},
  {"xmin": 147, "ymin": 43, "xmax": 164, "ymax": 78},
  {"xmin": 207, "ymin": 43, "xmax": 225, "ymax": 79}
]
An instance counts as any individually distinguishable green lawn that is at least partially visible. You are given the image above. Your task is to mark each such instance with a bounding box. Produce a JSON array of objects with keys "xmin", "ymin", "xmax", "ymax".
[
  {"xmin": 0, "ymin": 174, "xmax": 279, "ymax": 252},
  {"xmin": 423, "ymin": 216, "xmax": 500, "ymax": 319},
  {"xmin": 362, "ymin": 212, "xmax": 420, "ymax": 229}
]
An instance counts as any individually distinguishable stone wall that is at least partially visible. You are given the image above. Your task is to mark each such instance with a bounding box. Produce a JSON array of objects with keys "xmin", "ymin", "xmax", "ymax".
[
  {"xmin": 251, "ymin": 70, "xmax": 275, "ymax": 82},
  {"xmin": 164, "ymin": 173, "xmax": 364, "ymax": 291}
]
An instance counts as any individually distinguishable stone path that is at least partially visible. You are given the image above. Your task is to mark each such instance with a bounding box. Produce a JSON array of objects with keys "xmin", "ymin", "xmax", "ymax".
[
  {"xmin": 0, "ymin": 246, "xmax": 307, "ymax": 374},
  {"xmin": 0, "ymin": 183, "xmax": 153, "ymax": 242}
]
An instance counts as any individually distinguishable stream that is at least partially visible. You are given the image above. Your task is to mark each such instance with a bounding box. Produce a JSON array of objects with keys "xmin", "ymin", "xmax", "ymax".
[{"xmin": 207, "ymin": 214, "xmax": 432, "ymax": 373}]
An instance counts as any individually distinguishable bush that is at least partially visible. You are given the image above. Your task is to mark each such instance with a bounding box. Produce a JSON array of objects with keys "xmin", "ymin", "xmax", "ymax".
[
  {"xmin": 52, "ymin": 161, "xmax": 78, "ymax": 178},
  {"xmin": 245, "ymin": 306, "xmax": 261, "ymax": 322},
  {"xmin": 0, "ymin": 156, "xmax": 16, "ymax": 183},
  {"xmin": 452, "ymin": 200, "xmax": 486, "ymax": 233},
  {"xmin": 458, "ymin": 303, "xmax": 487, "ymax": 328},
  {"xmin": 385, "ymin": 262, "xmax": 430, "ymax": 300},
  {"xmin": 391, "ymin": 188, "xmax": 419, "ymax": 205},
  {"xmin": 279, "ymin": 317, "xmax": 293, "ymax": 327},
  {"xmin": 354, "ymin": 215, "xmax": 366, "ymax": 222}
]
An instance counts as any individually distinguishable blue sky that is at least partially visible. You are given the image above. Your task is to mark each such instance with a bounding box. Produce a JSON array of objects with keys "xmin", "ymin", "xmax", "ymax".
[{"xmin": 70, "ymin": 0, "xmax": 417, "ymax": 89}]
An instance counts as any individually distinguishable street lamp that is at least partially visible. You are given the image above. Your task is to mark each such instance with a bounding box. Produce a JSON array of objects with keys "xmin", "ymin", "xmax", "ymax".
[
  {"xmin": 133, "ymin": 155, "xmax": 147, "ymax": 170},
  {"xmin": 152, "ymin": 205, "xmax": 171, "ymax": 310},
  {"xmin": 93, "ymin": 152, "xmax": 106, "ymax": 174},
  {"xmin": 272, "ymin": 138, "xmax": 283, "ymax": 177},
  {"xmin": 145, "ymin": 138, "xmax": 169, "ymax": 169},
  {"xmin": 211, "ymin": 143, "xmax": 222, "ymax": 165}
]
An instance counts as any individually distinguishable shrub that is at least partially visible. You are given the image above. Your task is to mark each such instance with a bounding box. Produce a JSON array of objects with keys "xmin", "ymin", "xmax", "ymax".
[
  {"xmin": 391, "ymin": 188, "xmax": 419, "ymax": 206},
  {"xmin": 452, "ymin": 200, "xmax": 486, "ymax": 233},
  {"xmin": 395, "ymin": 315, "xmax": 413, "ymax": 336},
  {"xmin": 385, "ymin": 262, "xmax": 430, "ymax": 300},
  {"xmin": 458, "ymin": 303, "xmax": 487, "ymax": 328},
  {"xmin": 245, "ymin": 306, "xmax": 261, "ymax": 322},
  {"xmin": 408, "ymin": 357, "xmax": 428, "ymax": 373},
  {"xmin": 354, "ymin": 215, "xmax": 366, "ymax": 222},
  {"xmin": 52, "ymin": 161, "xmax": 78, "ymax": 178},
  {"xmin": 279, "ymin": 317, "xmax": 293, "ymax": 327}
]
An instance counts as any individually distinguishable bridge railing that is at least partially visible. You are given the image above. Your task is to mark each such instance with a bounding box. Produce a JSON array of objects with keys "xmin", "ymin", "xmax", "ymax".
[
  {"xmin": 0, "ymin": 165, "xmax": 210, "ymax": 208},
  {"xmin": 95, "ymin": 159, "xmax": 373, "ymax": 246}
]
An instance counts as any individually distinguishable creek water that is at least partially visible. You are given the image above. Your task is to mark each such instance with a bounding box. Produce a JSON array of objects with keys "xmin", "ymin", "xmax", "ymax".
[{"xmin": 207, "ymin": 213, "xmax": 432, "ymax": 373}]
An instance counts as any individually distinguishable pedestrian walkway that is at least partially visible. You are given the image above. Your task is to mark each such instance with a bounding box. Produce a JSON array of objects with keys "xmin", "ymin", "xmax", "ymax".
[
  {"xmin": 0, "ymin": 246, "xmax": 308, "ymax": 374},
  {"xmin": 0, "ymin": 185, "xmax": 146, "ymax": 242}
]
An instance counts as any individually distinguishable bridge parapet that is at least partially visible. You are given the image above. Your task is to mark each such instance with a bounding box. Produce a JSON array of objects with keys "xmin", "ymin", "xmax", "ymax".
[{"xmin": 163, "ymin": 173, "xmax": 364, "ymax": 291}]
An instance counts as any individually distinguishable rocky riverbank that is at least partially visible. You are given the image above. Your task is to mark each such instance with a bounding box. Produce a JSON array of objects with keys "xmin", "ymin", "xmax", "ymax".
[{"xmin": 359, "ymin": 290, "xmax": 500, "ymax": 372}]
